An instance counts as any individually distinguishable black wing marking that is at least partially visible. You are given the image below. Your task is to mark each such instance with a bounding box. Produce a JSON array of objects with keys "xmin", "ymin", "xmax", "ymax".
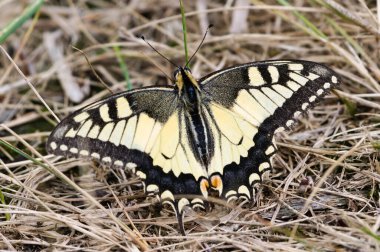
[{"xmin": 200, "ymin": 60, "xmax": 340, "ymax": 201}]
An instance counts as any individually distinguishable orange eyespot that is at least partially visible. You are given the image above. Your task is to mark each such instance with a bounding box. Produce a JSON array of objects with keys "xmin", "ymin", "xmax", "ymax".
[
  {"xmin": 200, "ymin": 178, "xmax": 209, "ymax": 198},
  {"xmin": 211, "ymin": 175, "xmax": 222, "ymax": 188},
  {"xmin": 210, "ymin": 175, "xmax": 223, "ymax": 195}
]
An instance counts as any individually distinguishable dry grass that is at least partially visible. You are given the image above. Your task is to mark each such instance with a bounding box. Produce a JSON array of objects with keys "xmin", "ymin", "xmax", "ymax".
[{"xmin": 1, "ymin": 0, "xmax": 380, "ymax": 251}]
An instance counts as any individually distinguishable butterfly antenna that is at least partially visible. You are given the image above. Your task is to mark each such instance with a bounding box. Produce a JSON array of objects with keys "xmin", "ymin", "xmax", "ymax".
[
  {"xmin": 185, "ymin": 24, "xmax": 213, "ymax": 68},
  {"xmin": 140, "ymin": 36, "xmax": 178, "ymax": 68}
]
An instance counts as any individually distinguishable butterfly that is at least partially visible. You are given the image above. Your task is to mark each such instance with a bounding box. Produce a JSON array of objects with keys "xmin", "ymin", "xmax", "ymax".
[{"xmin": 47, "ymin": 59, "xmax": 340, "ymax": 234}]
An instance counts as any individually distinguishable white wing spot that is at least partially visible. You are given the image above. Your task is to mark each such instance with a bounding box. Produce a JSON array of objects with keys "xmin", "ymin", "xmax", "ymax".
[
  {"xmin": 324, "ymin": 82, "xmax": 331, "ymax": 89},
  {"xmin": 249, "ymin": 173, "xmax": 261, "ymax": 185},
  {"xmin": 238, "ymin": 185, "xmax": 251, "ymax": 199},
  {"xmin": 302, "ymin": 103, "xmax": 309, "ymax": 110},
  {"xmin": 69, "ymin": 148, "xmax": 78, "ymax": 154},
  {"xmin": 114, "ymin": 160, "xmax": 123, "ymax": 167},
  {"xmin": 79, "ymin": 150, "xmax": 89, "ymax": 156},
  {"xmin": 91, "ymin": 153, "xmax": 100, "ymax": 159},
  {"xmin": 161, "ymin": 190, "xmax": 175, "ymax": 201},
  {"xmin": 126, "ymin": 162, "xmax": 137, "ymax": 169},
  {"xmin": 294, "ymin": 111, "xmax": 302, "ymax": 118},
  {"xmin": 309, "ymin": 95, "xmax": 317, "ymax": 102},
  {"xmin": 286, "ymin": 120, "xmax": 294, "ymax": 127},
  {"xmin": 126, "ymin": 162, "xmax": 137, "ymax": 173},
  {"xmin": 259, "ymin": 162, "xmax": 270, "ymax": 172},
  {"xmin": 332, "ymin": 76, "xmax": 338, "ymax": 84},
  {"xmin": 50, "ymin": 142, "xmax": 57, "ymax": 150},
  {"xmin": 275, "ymin": 127, "xmax": 285, "ymax": 133},
  {"xmin": 146, "ymin": 184, "xmax": 159, "ymax": 193},
  {"xmin": 102, "ymin": 156, "xmax": 112, "ymax": 163},
  {"xmin": 178, "ymin": 198, "xmax": 190, "ymax": 213},
  {"xmin": 317, "ymin": 89, "xmax": 323, "ymax": 96},
  {"xmin": 60, "ymin": 145, "xmax": 68, "ymax": 151},
  {"xmin": 265, "ymin": 146, "xmax": 275, "ymax": 155},
  {"xmin": 136, "ymin": 171, "xmax": 146, "ymax": 179}
]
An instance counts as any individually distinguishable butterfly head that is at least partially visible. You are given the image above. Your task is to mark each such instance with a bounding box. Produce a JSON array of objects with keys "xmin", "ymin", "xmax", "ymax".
[
  {"xmin": 174, "ymin": 67, "xmax": 201, "ymax": 107},
  {"xmin": 174, "ymin": 67, "xmax": 199, "ymax": 90}
]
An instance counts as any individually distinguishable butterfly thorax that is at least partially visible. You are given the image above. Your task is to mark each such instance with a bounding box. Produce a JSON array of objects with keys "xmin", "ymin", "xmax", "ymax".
[
  {"xmin": 175, "ymin": 67, "xmax": 214, "ymax": 168},
  {"xmin": 175, "ymin": 67, "xmax": 200, "ymax": 109}
]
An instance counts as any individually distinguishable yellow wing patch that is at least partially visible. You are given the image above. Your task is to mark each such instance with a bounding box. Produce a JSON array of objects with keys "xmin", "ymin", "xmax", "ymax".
[
  {"xmin": 109, "ymin": 120, "xmax": 126, "ymax": 146},
  {"xmin": 159, "ymin": 113, "xmax": 180, "ymax": 158},
  {"xmin": 248, "ymin": 67, "xmax": 265, "ymax": 86},
  {"xmin": 116, "ymin": 97, "xmax": 132, "ymax": 118},
  {"xmin": 211, "ymin": 105, "xmax": 243, "ymax": 144},
  {"xmin": 132, "ymin": 113, "xmax": 156, "ymax": 150},
  {"xmin": 207, "ymin": 103, "xmax": 257, "ymax": 176},
  {"xmin": 149, "ymin": 112, "xmax": 206, "ymax": 179}
]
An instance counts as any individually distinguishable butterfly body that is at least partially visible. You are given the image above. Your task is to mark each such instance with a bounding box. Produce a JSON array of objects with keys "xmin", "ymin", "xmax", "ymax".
[
  {"xmin": 47, "ymin": 60, "xmax": 340, "ymax": 234},
  {"xmin": 176, "ymin": 67, "xmax": 214, "ymax": 169}
]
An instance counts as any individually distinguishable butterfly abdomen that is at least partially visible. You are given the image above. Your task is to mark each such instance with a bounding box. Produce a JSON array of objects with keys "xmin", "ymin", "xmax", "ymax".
[{"xmin": 185, "ymin": 106, "xmax": 214, "ymax": 167}]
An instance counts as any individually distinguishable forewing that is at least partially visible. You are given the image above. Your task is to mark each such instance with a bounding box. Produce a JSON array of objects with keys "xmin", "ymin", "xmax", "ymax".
[{"xmin": 201, "ymin": 60, "xmax": 340, "ymax": 200}]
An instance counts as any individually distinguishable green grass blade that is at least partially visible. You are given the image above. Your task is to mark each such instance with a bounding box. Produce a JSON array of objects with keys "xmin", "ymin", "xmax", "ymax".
[
  {"xmin": 372, "ymin": 141, "xmax": 380, "ymax": 150},
  {"xmin": 326, "ymin": 18, "xmax": 365, "ymax": 55},
  {"xmin": 276, "ymin": 0, "xmax": 328, "ymax": 40},
  {"xmin": 113, "ymin": 45, "xmax": 132, "ymax": 90},
  {"xmin": 179, "ymin": 0, "xmax": 189, "ymax": 64},
  {"xmin": 0, "ymin": 139, "xmax": 52, "ymax": 173},
  {"xmin": 361, "ymin": 226, "xmax": 380, "ymax": 242},
  {"xmin": 0, "ymin": 0, "xmax": 44, "ymax": 44},
  {"xmin": 0, "ymin": 188, "xmax": 11, "ymax": 221}
]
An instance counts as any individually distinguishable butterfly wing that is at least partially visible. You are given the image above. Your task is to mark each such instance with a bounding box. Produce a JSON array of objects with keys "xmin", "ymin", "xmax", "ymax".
[
  {"xmin": 47, "ymin": 86, "xmax": 208, "ymax": 232},
  {"xmin": 201, "ymin": 60, "xmax": 340, "ymax": 200}
]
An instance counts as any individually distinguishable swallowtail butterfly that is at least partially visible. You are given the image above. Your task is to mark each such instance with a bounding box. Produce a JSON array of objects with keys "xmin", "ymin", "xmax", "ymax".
[{"xmin": 47, "ymin": 59, "xmax": 340, "ymax": 234}]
